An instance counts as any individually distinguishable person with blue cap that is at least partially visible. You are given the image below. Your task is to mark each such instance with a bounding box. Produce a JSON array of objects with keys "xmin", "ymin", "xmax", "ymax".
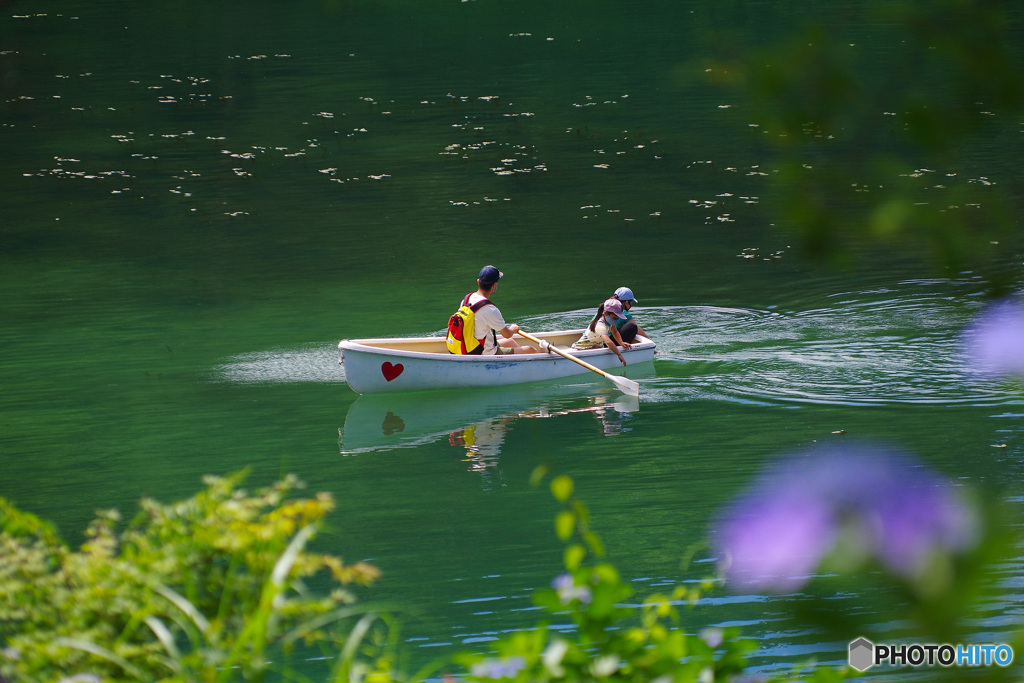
[
  {"xmin": 611, "ymin": 286, "xmax": 648, "ymax": 343},
  {"xmin": 447, "ymin": 265, "xmax": 539, "ymax": 355}
]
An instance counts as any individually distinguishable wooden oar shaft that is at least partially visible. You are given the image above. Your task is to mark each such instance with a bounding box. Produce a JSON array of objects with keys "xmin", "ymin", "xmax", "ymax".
[
  {"xmin": 518, "ymin": 330, "xmax": 614, "ymax": 378},
  {"xmin": 518, "ymin": 330, "xmax": 639, "ymax": 397}
]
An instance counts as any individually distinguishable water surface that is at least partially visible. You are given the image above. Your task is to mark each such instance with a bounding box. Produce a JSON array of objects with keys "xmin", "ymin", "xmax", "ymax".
[{"xmin": 3, "ymin": 1, "xmax": 1023, "ymax": 678}]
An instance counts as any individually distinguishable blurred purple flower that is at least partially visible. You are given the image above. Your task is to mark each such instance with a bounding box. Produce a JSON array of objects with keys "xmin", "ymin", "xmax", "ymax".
[
  {"xmin": 471, "ymin": 656, "xmax": 527, "ymax": 680},
  {"xmin": 700, "ymin": 627, "xmax": 724, "ymax": 649},
  {"xmin": 714, "ymin": 444, "xmax": 978, "ymax": 592},
  {"xmin": 963, "ymin": 299, "xmax": 1024, "ymax": 377},
  {"xmin": 552, "ymin": 572, "xmax": 592, "ymax": 605}
]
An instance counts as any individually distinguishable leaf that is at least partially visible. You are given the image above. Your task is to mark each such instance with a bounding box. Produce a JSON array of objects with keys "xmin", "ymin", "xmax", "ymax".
[
  {"xmin": 564, "ymin": 544, "xmax": 586, "ymax": 572},
  {"xmin": 555, "ymin": 511, "xmax": 576, "ymax": 541},
  {"xmin": 154, "ymin": 584, "xmax": 210, "ymax": 634},
  {"xmin": 144, "ymin": 615, "xmax": 182, "ymax": 664},
  {"xmin": 334, "ymin": 612, "xmax": 380, "ymax": 679},
  {"xmin": 54, "ymin": 637, "xmax": 147, "ymax": 680},
  {"xmin": 0, "ymin": 498, "xmax": 64, "ymax": 547},
  {"xmin": 550, "ymin": 476, "xmax": 574, "ymax": 502},
  {"xmin": 583, "ymin": 531, "xmax": 605, "ymax": 558},
  {"xmin": 272, "ymin": 524, "xmax": 317, "ymax": 587}
]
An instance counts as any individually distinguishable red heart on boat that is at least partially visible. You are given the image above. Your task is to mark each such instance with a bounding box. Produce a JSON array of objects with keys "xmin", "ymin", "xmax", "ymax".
[{"xmin": 381, "ymin": 362, "xmax": 404, "ymax": 381}]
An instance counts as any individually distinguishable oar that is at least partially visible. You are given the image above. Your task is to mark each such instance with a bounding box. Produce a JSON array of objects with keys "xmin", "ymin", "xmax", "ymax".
[{"xmin": 518, "ymin": 330, "xmax": 640, "ymax": 397}]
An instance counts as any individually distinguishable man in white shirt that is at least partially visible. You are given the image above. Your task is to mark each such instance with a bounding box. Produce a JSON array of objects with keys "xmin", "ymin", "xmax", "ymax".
[{"xmin": 468, "ymin": 265, "xmax": 539, "ymax": 355}]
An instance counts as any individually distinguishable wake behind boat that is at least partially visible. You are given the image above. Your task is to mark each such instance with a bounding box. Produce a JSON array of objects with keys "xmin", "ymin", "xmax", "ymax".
[{"xmin": 337, "ymin": 329, "xmax": 655, "ymax": 394}]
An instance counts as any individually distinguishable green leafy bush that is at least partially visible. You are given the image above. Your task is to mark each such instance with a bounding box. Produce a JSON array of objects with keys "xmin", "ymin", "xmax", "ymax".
[
  {"xmin": 0, "ymin": 471, "xmax": 838, "ymax": 683},
  {"xmin": 5, "ymin": 466, "xmax": 1012, "ymax": 682},
  {"xmin": 453, "ymin": 470, "xmax": 793, "ymax": 683},
  {"xmin": 0, "ymin": 472, "xmax": 382, "ymax": 682}
]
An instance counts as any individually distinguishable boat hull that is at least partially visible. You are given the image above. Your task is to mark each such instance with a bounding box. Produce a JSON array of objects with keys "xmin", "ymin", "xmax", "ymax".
[{"xmin": 337, "ymin": 330, "xmax": 655, "ymax": 394}]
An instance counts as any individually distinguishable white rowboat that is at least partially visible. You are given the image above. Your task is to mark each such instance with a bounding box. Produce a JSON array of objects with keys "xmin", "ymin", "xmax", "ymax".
[{"xmin": 337, "ymin": 329, "xmax": 655, "ymax": 394}]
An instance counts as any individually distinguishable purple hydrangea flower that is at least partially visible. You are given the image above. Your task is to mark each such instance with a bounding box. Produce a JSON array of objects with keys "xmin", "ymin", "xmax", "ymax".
[
  {"xmin": 471, "ymin": 656, "xmax": 527, "ymax": 680},
  {"xmin": 700, "ymin": 627, "xmax": 725, "ymax": 649},
  {"xmin": 714, "ymin": 444, "xmax": 978, "ymax": 592},
  {"xmin": 962, "ymin": 299, "xmax": 1024, "ymax": 377},
  {"xmin": 552, "ymin": 573, "xmax": 593, "ymax": 605}
]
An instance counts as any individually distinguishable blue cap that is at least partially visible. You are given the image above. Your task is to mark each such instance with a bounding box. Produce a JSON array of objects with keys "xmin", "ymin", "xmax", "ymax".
[
  {"xmin": 614, "ymin": 286, "xmax": 638, "ymax": 303},
  {"xmin": 478, "ymin": 265, "xmax": 503, "ymax": 285}
]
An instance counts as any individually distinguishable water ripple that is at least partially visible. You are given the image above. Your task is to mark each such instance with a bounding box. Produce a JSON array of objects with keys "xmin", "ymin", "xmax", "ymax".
[
  {"xmin": 215, "ymin": 343, "xmax": 345, "ymax": 384},
  {"xmin": 529, "ymin": 284, "xmax": 1020, "ymax": 409},
  {"xmin": 214, "ymin": 284, "xmax": 1021, "ymax": 408}
]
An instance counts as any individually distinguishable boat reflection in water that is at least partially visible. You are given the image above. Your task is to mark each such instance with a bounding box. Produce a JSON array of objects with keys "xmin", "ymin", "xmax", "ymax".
[{"xmin": 338, "ymin": 373, "xmax": 649, "ymax": 481}]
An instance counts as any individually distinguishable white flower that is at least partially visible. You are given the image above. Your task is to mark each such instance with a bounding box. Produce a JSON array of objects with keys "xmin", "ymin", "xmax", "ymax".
[
  {"xmin": 542, "ymin": 639, "xmax": 569, "ymax": 677},
  {"xmin": 589, "ymin": 654, "xmax": 621, "ymax": 677}
]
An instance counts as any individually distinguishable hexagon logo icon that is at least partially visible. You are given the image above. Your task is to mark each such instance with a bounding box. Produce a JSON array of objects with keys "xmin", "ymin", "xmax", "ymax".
[{"xmin": 849, "ymin": 637, "xmax": 875, "ymax": 672}]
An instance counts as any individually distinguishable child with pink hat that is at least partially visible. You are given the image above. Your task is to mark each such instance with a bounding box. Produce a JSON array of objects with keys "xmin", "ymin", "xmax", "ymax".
[{"xmin": 571, "ymin": 297, "xmax": 632, "ymax": 365}]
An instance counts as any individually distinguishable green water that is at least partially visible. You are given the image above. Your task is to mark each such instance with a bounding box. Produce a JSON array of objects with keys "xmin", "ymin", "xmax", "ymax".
[{"xmin": 3, "ymin": 0, "xmax": 1023, "ymax": 677}]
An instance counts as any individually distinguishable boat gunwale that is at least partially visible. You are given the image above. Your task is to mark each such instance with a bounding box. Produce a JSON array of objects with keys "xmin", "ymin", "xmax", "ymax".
[{"xmin": 338, "ymin": 330, "xmax": 655, "ymax": 363}]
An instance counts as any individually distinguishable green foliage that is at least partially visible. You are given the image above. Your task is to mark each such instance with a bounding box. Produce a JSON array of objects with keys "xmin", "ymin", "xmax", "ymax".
[
  {"xmin": 453, "ymin": 468, "xmax": 791, "ymax": 683},
  {"xmin": 708, "ymin": 0, "xmax": 1024, "ymax": 291},
  {"xmin": 16, "ymin": 467, "xmax": 1011, "ymax": 682},
  {"xmin": 0, "ymin": 472, "xmax": 384, "ymax": 682}
]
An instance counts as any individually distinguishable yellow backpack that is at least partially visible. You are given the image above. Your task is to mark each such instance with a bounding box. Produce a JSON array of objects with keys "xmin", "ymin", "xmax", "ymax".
[{"xmin": 446, "ymin": 294, "xmax": 492, "ymax": 354}]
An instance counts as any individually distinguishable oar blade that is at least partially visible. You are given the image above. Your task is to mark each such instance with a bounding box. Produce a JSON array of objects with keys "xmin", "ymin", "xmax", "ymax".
[
  {"xmin": 519, "ymin": 329, "xmax": 640, "ymax": 396},
  {"xmin": 611, "ymin": 374, "xmax": 640, "ymax": 397},
  {"xmin": 613, "ymin": 394, "xmax": 640, "ymax": 413}
]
